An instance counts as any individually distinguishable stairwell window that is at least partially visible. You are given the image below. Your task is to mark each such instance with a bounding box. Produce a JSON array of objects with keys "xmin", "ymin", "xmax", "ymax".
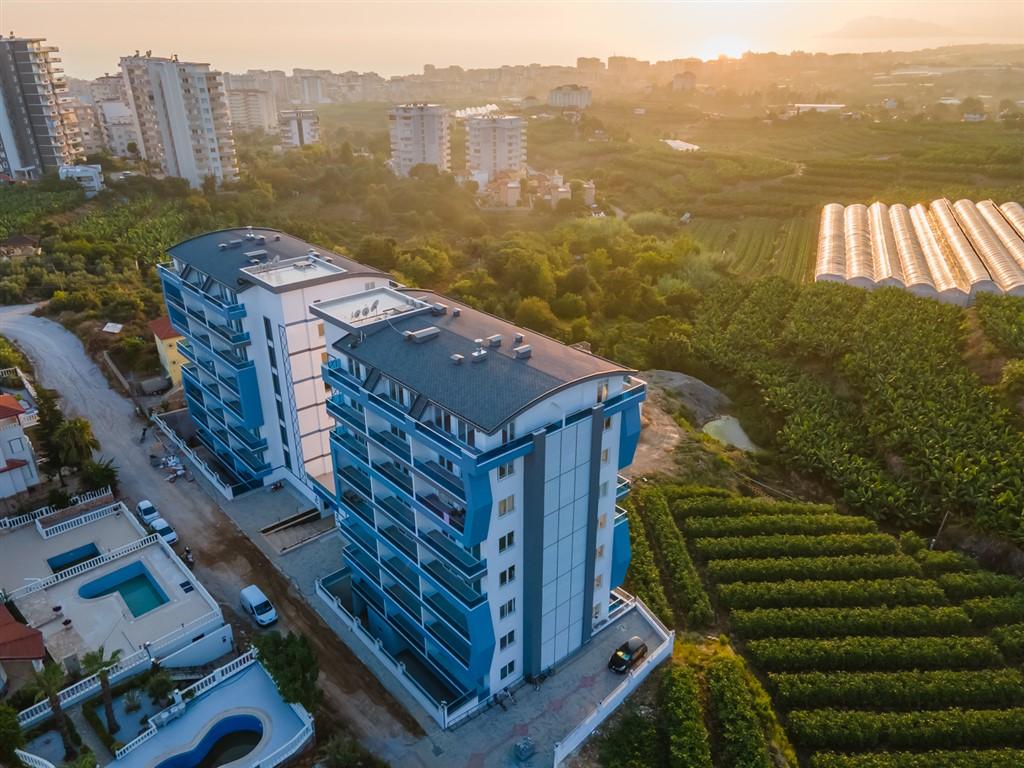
[
  {"xmin": 498, "ymin": 495, "xmax": 515, "ymax": 517},
  {"xmin": 498, "ymin": 531, "xmax": 515, "ymax": 552},
  {"xmin": 594, "ymin": 574, "xmax": 603, "ymax": 590},
  {"xmin": 500, "ymin": 660, "xmax": 515, "ymax": 680},
  {"xmin": 604, "ymin": 416, "xmax": 612, "ymax": 431},
  {"xmin": 597, "ymin": 379, "xmax": 609, "ymax": 403},
  {"xmin": 499, "ymin": 598, "xmax": 515, "ymax": 619},
  {"xmin": 499, "ymin": 565, "xmax": 516, "ymax": 586},
  {"xmin": 499, "ymin": 630, "xmax": 515, "ymax": 651},
  {"xmin": 498, "ymin": 460, "xmax": 515, "ymax": 480}
]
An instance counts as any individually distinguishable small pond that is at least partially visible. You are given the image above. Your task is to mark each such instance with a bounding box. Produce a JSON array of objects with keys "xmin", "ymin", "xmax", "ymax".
[{"xmin": 702, "ymin": 416, "xmax": 758, "ymax": 452}]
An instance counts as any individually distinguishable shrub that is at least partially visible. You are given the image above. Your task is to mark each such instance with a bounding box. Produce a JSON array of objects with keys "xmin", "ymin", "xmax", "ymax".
[
  {"xmin": 123, "ymin": 689, "xmax": 141, "ymax": 713},
  {"xmin": 685, "ymin": 513, "xmax": 876, "ymax": 539},
  {"xmin": 769, "ymin": 669, "xmax": 1024, "ymax": 710},
  {"xmin": 623, "ymin": 498, "xmax": 674, "ymax": 626},
  {"xmin": 993, "ymin": 624, "xmax": 1024, "ymax": 661},
  {"xmin": 963, "ymin": 596, "xmax": 1024, "ymax": 629},
  {"xmin": 673, "ymin": 497, "xmax": 835, "ymax": 519},
  {"xmin": 659, "ymin": 666, "xmax": 713, "ymax": 768},
  {"xmin": 745, "ymin": 636, "xmax": 1004, "ymax": 672},
  {"xmin": 898, "ymin": 531, "xmax": 927, "ymax": 555},
  {"xmin": 706, "ymin": 555, "xmax": 921, "ymax": 584},
  {"xmin": 938, "ymin": 573, "xmax": 1024, "ymax": 601},
  {"xmin": 145, "ymin": 670, "xmax": 173, "ymax": 704},
  {"xmin": 706, "ymin": 657, "xmax": 773, "ymax": 768},
  {"xmin": 634, "ymin": 486, "xmax": 713, "ymax": 628},
  {"xmin": 694, "ymin": 533, "xmax": 898, "ymax": 561},
  {"xmin": 253, "ymin": 631, "xmax": 323, "ymax": 713},
  {"xmin": 716, "ymin": 577, "xmax": 947, "ymax": 610},
  {"xmin": 731, "ymin": 605, "xmax": 972, "ymax": 639},
  {"xmin": 598, "ymin": 710, "xmax": 660, "ymax": 768},
  {"xmin": 916, "ymin": 549, "xmax": 979, "ymax": 576},
  {"xmin": 809, "ymin": 749, "xmax": 1024, "ymax": 768},
  {"xmin": 786, "ymin": 707, "xmax": 1024, "ymax": 750}
]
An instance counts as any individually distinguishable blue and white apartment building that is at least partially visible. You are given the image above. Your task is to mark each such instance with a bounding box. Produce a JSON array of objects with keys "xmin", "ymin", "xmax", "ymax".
[{"xmin": 159, "ymin": 228, "xmax": 647, "ymax": 727}]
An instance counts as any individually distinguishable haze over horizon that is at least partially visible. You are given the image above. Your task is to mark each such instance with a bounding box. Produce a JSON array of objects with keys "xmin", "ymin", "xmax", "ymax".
[{"xmin": 4, "ymin": 0, "xmax": 1022, "ymax": 80}]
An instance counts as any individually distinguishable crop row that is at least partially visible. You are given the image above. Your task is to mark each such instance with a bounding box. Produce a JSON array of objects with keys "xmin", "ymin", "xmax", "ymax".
[
  {"xmin": 706, "ymin": 658, "xmax": 773, "ymax": 768},
  {"xmin": 768, "ymin": 669, "xmax": 1024, "ymax": 711},
  {"xmin": 694, "ymin": 533, "xmax": 897, "ymax": 561},
  {"xmin": 623, "ymin": 500, "xmax": 674, "ymax": 625},
  {"xmin": 672, "ymin": 496, "xmax": 835, "ymax": 519},
  {"xmin": 731, "ymin": 605, "xmax": 972, "ymax": 640},
  {"xmin": 683, "ymin": 513, "xmax": 876, "ymax": 539},
  {"xmin": 938, "ymin": 572, "xmax": 1024, "ymax": 601},
  {"xmin": 993, "ymin": 624, "xmax": 1024, "ymax": 661},
  {"xmin": 916, "ymin": 549, "xmax": 981, "ymax": 577},
  {"xmin": 808, "ymin": 749, "xmax": 1024, "ymax": 768},
  {"xmin": 786, "ymin": 707, "xmax": 1024, "ymax": 750},
  {"xmin": 963, "ymin": 596, "xmax": 1024, "ymax": 630},
  {"xmin": 716, "ymin": 577, "xmax": 947, "ymax": 610},
  {"xmin": 745, "ymin": 636, "xmax": 1004, "ymax": 672},
  {"xmin": 706, "ymin": 554, "xmax": 922, "ymax": 584},
  {"xmin": 659, "ymin": 665, "xmax": 713, "ymax": 768}
]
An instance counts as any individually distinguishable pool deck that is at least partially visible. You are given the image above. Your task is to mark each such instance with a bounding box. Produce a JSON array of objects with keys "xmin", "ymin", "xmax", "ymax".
[
  {"xmin": 108, "ymin": 662, "xmax": 308, "ymax": 768},
  {"xmin": 13, "ymin": 536, "xmax": 216, "ymax": 664},
  {"xmin": 0, "ymin": 509, "xmax": 144, "ymax": 593}
]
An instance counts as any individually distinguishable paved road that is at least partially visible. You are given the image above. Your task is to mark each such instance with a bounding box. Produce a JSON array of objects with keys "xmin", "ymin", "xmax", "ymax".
[{"xmin": 0, "ymin": 304, "xmax": 421, "ymax": 755}]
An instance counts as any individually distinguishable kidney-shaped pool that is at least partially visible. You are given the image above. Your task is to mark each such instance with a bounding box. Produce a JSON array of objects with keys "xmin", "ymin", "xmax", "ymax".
[{"xmin": 154, "ymin": 714, "xmax": 264, "ymax": 768}]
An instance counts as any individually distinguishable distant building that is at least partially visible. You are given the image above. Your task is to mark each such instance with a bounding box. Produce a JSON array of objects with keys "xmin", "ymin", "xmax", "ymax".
[
  {"xmin": 882, "ymin": 98, "xmax": 899, "ymax": 110},
  {"xmin": 388, "ymin": 103, "xmax": 450, "ymax": 176},
  {"xmin": 68, "ymin": 100, "xmax": 104, "ymax": 155},
  {"xmin": 576, "ymin": 57, "xmax": 605, "ymax": 73},
  {"xmin": 466, "ymin": 115, "xmax": 525, "ymax": 184},
  {"xmin": 580, "ymin": 180, "xmax": 596, "ymax": 206},
  {"xmin": 278, "ymin": 109, "xmax": 320, "ymax": 148},
  {"xmin": 59, "ymin": 164, "xmax": 104, "ymax": 197},
  {"xmin": 96, "ymin": 100, "xmax": 138, "ymax": 157},
  {"xmin": 0, "ymin": 35, "xmax": 84, "ymax": 179},
  {"xmin": 294, "ymin": 70, "xmax": 329, "ymax": 104},
  {"xmin": 0, "ymin": 394, "xmax": 40, "ymax": 498},
  {"xmin": 90, "ymin": 73, "xmax": 128, "ymax": 103},
  {"xmin": 962, "ymin": 113, "xmax": 987, "ymax": 122},
  {"xmin": 120, "ymin": 53, "xmax": 238, "ymax": 188},
  {"xmin": 0, "ymin": 234, "xmax": 41, "ymax": 260},
  {"xmin": 672, "ymin": 72, "xmax": 697, "ymax": 92},
  {"xmin": 501, "ymin": 179, "xmax": 521, "ymax": 207},
  {"xmin": 228, "ymin": 88, "xmax": 278, "ymax": 133},
  {"xmin": 149, "ymin": 315, "xmax": 185, "ymax": 387},
  {"xmin": 548, "ymin": 84, "xmax": 592, "ymax": 109}
]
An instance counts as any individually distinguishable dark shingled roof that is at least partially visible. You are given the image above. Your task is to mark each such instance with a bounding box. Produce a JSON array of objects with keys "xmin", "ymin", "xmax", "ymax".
[
  {"xmin": 336, "ymin": 290, "xmax": 632, "ymax": 434},
  {"xmin": 166, "ymin": 228, "xmax": 387, "ymax": 291}
]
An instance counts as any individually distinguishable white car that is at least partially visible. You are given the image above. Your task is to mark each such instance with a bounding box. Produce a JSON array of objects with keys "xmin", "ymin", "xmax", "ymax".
[
  {"xmin": 150, "ymin": 517, "xmax": 179, "ymax": 546},
  {"xmin": 136, "ymin": 500, "xmax": 160, "ymax": 525},
  {"xmin": 240, "ymin": 585, "xmax": 278, "ymax": 626}
]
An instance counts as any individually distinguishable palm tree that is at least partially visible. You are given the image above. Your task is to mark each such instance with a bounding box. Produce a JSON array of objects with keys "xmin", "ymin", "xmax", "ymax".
[
  {"xmin": 81, "ymin": 646, "xmax": 122, "ymax": 734},
  {"xmin": 54, "ymin": 418, "xmax": 100, "ymax": 472},
  {"xmin": 30, "ymin": 662, "xmax": 76, "ymax": 760}
]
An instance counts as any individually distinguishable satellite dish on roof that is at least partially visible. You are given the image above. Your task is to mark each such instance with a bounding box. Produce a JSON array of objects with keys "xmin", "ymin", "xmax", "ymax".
[
  {"xmin": 361, "ymin": 307, "xmax": 370, "ymax": 317},
  {"xmin": 370, "ymin": 299, "xmax": 379, "ymax": 311}
]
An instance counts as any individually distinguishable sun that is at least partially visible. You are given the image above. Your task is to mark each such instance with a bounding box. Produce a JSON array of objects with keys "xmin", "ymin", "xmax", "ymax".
[{"xmin": 698, "ymin": 35, "xmax": 751, "ymax": 60}]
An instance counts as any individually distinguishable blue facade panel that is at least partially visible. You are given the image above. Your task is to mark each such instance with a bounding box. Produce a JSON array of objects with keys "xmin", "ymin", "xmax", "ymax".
[{"xmin": 610, "ymin": 512, "xmax": 631, "ymax": 589}]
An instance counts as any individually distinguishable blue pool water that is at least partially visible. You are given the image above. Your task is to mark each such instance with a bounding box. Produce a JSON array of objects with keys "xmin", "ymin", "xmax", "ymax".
[
  {"xmin": 78, "ymin": 561, "xmax": 169, "ymax": 617},
  {"xmin": 154, "ymin": 714, "xmax": 263, "ymax": 768},
  {"xmin": 47, "ymin": 543, "xmax": 100, "ymax": 573}
]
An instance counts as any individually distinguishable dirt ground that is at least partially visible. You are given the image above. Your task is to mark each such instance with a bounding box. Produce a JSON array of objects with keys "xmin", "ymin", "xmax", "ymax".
[{"xmin": 624, "ymin": 385, "xmax": 685, "ymax": 479}]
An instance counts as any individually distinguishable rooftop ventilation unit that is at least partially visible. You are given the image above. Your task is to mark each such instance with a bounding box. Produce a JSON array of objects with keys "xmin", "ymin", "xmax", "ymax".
[
  {"xmin": 218, "ymin": 243, "xmax": 227, "ymax": 251},
  {"xmin": 430, "ymin": 303, "xmax": 448, "ymax": 315},
  {"xmin": 487, "ymin": 334, "xmax": 502, "ymax": 347},
  {"xmin": 244, "ymin": 249, "xmax": 267, "ymax": 259},
  {"xmin": 471, "ymin": 348, "xmax": 488, "ymax": 363},
  {"xmin": 245, "ymin": 226, "xmax": 255, "ymax": 239},
  {"xmin": 452, "ymin": 308, "xmax": 461, "ymax": 317},
  {"xmin": 274, "ymin": 234, "xmax": 282, "ymax": 241},
  {"xmin": 248, "ymin": 258, "xmax": 261, "ymax": 265},
  {"xmin": 256, "ymin": 235, "xmax": 266, "ymax": 244},
  {"xmin": 229, "ymin": 239, "xmax": 242, "ymax": 247},
  {"xmin": 405, "ymin": 326, "xmax": 440, "ymax": 344},
  {"xmin": 513, "ymin": 344, "xmax": 532, "ymax": 359},
  {"xmin": 451, "ymin": 354, "xmax": 464, "ymax": 365},
  {"xmin": 514, "ymin": 332, "xmax": 525, "ymax": 344}
]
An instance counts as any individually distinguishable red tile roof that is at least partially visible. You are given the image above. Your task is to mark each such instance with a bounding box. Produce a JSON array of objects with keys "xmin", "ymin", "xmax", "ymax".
[
  {"xmin": 0, "ymin": 458, "xmax": 28, "ymax": 474},
  {"xmin": 149, "ymin": 316, "xmax": 181, "ymax": 341},
  {"xmin": 0, "ymin": 604, "xmax": 44, "ymax": 661},
  {"xmin": 0, "ymin": 394, "xmax": 25, "ymax": 419}
]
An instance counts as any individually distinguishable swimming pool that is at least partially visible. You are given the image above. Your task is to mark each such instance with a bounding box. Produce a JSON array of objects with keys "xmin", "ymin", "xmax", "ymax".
[
  {"xmin": 78, "ymin": 561, "xmax": 169, "ymax": 617},
  {"xmin": 47, "ymin": 543, "xmax": 101, "ymax": 573},
  {"xmin": 153, "ymin": 714, "xmax": 264, "ymax": 768}
]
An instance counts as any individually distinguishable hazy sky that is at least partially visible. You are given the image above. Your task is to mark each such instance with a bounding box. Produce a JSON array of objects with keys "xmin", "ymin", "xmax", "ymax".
[{"xmin": 4, "ymin": 1, "xmax": 1022, "ymax": 79}]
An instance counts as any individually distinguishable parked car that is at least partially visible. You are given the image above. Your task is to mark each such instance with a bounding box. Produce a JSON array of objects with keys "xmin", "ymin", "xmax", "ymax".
[
  {"xmin": 240, "ymin": 585, "xmax": 278, "ymax": 626},
  {"xmin": 149, "ymin": 516, "xmax": 178, "ymax": 545},
  {"xmin": 136, "ymin": 500, "xmax": 159, "ymax": 525},
  {"xmin": 608, "ymin": 636, "xmax": 647, "ymax": 673}
]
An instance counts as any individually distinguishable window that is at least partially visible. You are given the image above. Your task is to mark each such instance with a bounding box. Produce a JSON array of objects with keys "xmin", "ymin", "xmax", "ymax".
[
  {"xmin": 275, "ymin": 400, "xmax": 285, "ymax": 421},
  {"xmin": 283, "ymin": 449, "xmax": 291, "ymax": 470},
  {"xmin": 272, "ymin": 375, "xmax": 281, "ymax": 396},
  {"xmin": 8, "ymin": 437, "xmax": 25, "ymax": 452},
  {"xmin": 498, "ymin": 495, "xmax": 515, "ymax": 517},
  {"xmin": 433, "ymin": 406, "xmax": 452, "ymax": 433},
  {"xmin": 391, "ymin": 425, "xmax": 407, "ymax": 440},
  {"xmin": 498, "ymin": 531, "xmax": 515, "ymax": 552},
  {"xmin": 499, "ymin": 565, "xmax": 516, "ymax": 586},
  {"xmin": 321, "ymin": 352, "xmax": 329, "ymax": 364},
  {"xmin": 317, "ymin": 322, "xmax": 325, "ymax": 338},
  {"xmin": 597, "ymin": 379, "xmax": 609, "ymax": 403},
  {"xmin": 594, "ymin": 574, "xmax": 603, "ymax": 589},
  {"xmin": 267, "ymin": 346, "xmax": 276, "ymax": 368},
  {"xmin": 497, "ymin": 461, "xmax": 515, "ymax": 480},
  {"xmin": 500, "ymin": 660, "xmax": 515, "ymax": 680},
  {"xmin": 601, "ymin": 448, "xmax": 610, "ymax": 464},
  {"xmin": 438, "ymin": 454, "xmax": 454, "ymax": 473},
  {"xmin": 499, "ymin": 598, "xmax": 516, "ymax": 619},
  {"xmin": 596, "ymin": 544, "xmax": 605, "ymax": 559},
  {"xmin": 598, "ymin": 513, "xmax": 608, "ymax": 529},
  {"xmin": 280, "ymin": 425, "xmax": 289, "ymax": 446},
  {"xmin": 499, "ymin": 630, "xmax": 515, "ymax": 651},
  {"xmin": 593, "ymin": 602, "xmax": 602, "ymax": 620},
  {"xmin": 501, "ymin": 421, "xmax": 516, "ymax": 444},
  {"xmin": 604, "ymin": 416, "xmax": 612, "ymax": 431},
  {"xmin": 263, "ymin": 316, "xmax": 273, "ymax": 343},
  {"xmin": 458, "ymin": 419, "xmax": 476, "ymax": 447},
  {"xmin": 600, "ymin": 481, "xmax": 608, "ymax": 498}
]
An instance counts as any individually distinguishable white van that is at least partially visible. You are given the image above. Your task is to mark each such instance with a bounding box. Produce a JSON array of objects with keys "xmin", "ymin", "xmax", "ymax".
[{"xmin": 240, "ymin": 585, "xmax": 278, "ymax": 626}]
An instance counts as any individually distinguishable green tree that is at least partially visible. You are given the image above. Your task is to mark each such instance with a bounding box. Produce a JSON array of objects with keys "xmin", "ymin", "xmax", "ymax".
[
  {"xmin": 0, "ymin": 704, "xmax": 25, "ymax": 766},
  {"xmin": 1001, "ymin": 359, "xmax": 1024, "ymax": 404},
  {"xmin": 146, "ymin": 670, "xmax": 174, "ymax": 705},
  {"xmin": 253, "ymin": 632, "xmax": 323, "ymax": 713},
  {"xmin": 31, "ymin": 662, "xmax": 76, "ymax": 760},
  {"xmin": 35, "ymin": 387, "xmax": 66, "ymax": 481},
  {"xmin": 55, "ymin": 418, "xmax": 99, "ymax": 472},
  {"xmin": 80, "ymin": 457, "xmax": 119, "ymax": 493},
  {"xmin": 514, "ymin": 297, "xmax": 562, "ymax": 337},
  {"xmin": 81, "ymin": 646, "xmax": 123, "ymax": 735}
]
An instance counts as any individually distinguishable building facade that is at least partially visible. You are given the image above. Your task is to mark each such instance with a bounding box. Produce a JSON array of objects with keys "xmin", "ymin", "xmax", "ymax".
[
  {"xmin": 96, "ymin": 99, "xmax": 138, "ymax": 157},
  {"xmin": 388, "ymin": 104, "xmax": 450, "ymax": 177},
  {"xmin": 228, "ymin": 88, "xmax": 278, "ymax": 133},
  {"xmin": 68, "ymin": 100, "xmax": 104, "ymax": 155},
  {"xmin": 465, "ymin": 115, "xmax": 525, "ymax": 185},
  {"xmin": 0, "ymin": 35, "xmax": 83, "ymax": 179},
  {"xmin": 120, "ymin": 54, "xmax": 238, "ymax": 187},
  {"xmin": 547, "ymin": 84, "xmax": 592, "ymax": 109},
  {"xmin": 58, "ymin": 163, "xmax": 104, "ymax": 197},
  {"xmin": 0, "ymin": 395, "xmax": 40, "ymax": 498},
  {"xmin": 312, "ymin": 286, "xmax": 644, "ymax": 725},
  {"xmin": 149, "ymin": 316, "xmax": 186, "ymax": 387},
  {"xmin": 278, "ymin": 109, "xmax": 320, "ymax": 149},
  {"xmin": 158, "ymin": 228, "xmax": 390, "ymax": 499}
]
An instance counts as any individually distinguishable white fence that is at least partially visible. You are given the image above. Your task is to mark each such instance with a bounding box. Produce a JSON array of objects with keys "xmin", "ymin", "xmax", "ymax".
[
  {"xmin": 0, "ymin": 486, "xmax": 113, "ymax": 532},
  {"xmin": 35, "ymin": 500, "xmax": 121, "ymax": 538},
  {"xmin": 552, "ymin": 599, "xmax": 675, "ymax": 766},
  {"xmin": 254, "ymin": 709, "xmax": 315, "ymax": 768},
  {"xmin": 14, "ymin": 749, "xmax": 56, "ymax": 768},
  {"xmin": 151, "ymin": 410, "xmax": 234, "ymax": 499}
]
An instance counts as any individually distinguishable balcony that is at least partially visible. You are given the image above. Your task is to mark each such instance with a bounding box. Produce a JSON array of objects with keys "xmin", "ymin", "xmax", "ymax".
[
  {"xmin": 375, "ymin": 461, "xmax": 414, "ymax": 496},
  {"xmin": 380, "ymin": 524, "xmax": 418, "ymax": 562},
  {"xmin": 339, "ymin": 489, "xmax": 375, "ymax": 526},
  {"xmin": 331, "ymin": 429, "xmax": 368, "ymax": 463},
  {"xmin": 346, "ymin": 547, "xmax": 382, "ymax": 587},
  {"xmin": 422, "ymin": 559, "xmax": 484, "ymax": 609},
  {"xmin": 416, "ymin": 493, "xmax": 466, "ymax": 534},
  {"xmin": 616, "ymin": 474, "xmax": 631, "ymax": 500},
  {"xmin": 208, "ymin": 320, "xmax": 250, "ymax": 346},
  {"xmin": 366, "ymin": 391, "xmax": 407, "ymax": 423},
  {"xmin": 351, "ymin": 577, "xmax": 385, "ymax": 614},
  {"xmin": 229, "ymin": 423, "xmax": 267, "ymax": 451},
  {"xmin": 381, "ymin": 552, "xmax": 419, "ymax": 591},
  {"xmin": 322, "ymin": 360, "xmax": 362, "ymax": 395},
  {"xmin": 423, "ymin": 591, "xmax": 470, "ymax": 639},
  {"xmin": 414, "ymin": 459, "xmax": 465, "ymax": 500},
  {"xmin": 384, "ymin": 581, "xmax": 422, "ymax": 621},
  {"xmin": 390, "ymin": 611, "xmax": 427, "ymax": 653},
  {"xmin": 419, "ymin": 529, "xmax": 484, "ymax": 580},
  {"xmin": 327, "ymin": 396, "xmax": 366, "ymax": 433},
  {"xmin": 338, "ymin": 465, "xmax": 373, "ymax": 500},
  {"xmin": 377, "ymin": 495, "xmax": 415, "ymax": 532},
  {"xmin": 425, "ymin": 621, "xmax": 471, "ymax": 668},
  {"xmin": 614, "ymin": 505, "xmax": 628, "ymax": 525},
  {"xmin": 370, "ymin": 429, "xmax": 412, "ymax": 463}
]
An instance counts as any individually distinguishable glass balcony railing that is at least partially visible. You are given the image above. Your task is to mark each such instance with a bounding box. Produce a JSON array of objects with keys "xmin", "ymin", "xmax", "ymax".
[
  {"xmin": 351, "ymin": 577, "xmax": 385, "ymax": 614},
  {"xmin": 616, "ymin": 474, "xmax": 631, "ymax": 500},
  {"xmin": 369, "ymin": 429, "xmax": 412, "ymax": 462},
  {"xmin": 331, "ymin": 429, "xmax": 368, "ymax": 463},
  {"xmin": 416, "ymin": 492, "xmax": 466, "ymax": 534},
  {"xmin": 381, "ymin": 553, "xmax": 419, "ymax": 592},
  {"xmin": 614, "ymin": 505, "xmax": 628, "ymax": 525},
  {"xmin": 384, "ymin": 581, "xmax": 422, "ymax": 620},
  {"xmin": 425, "ymin": 620, "xmax": 471, "ymax": 667},
  {"xmin": 419, "ymin": 529, "xmax": 484, "ymax": 579},
  {"xmin": 380, "ymin": 524, "xmax": 418, "ymax": 562},
  {"xmin": 377, "ymin": 495, "xmax": 416, "ymax": 532},
  {"xmin": 338, "ymin": 466, "xmax": 373, "ymax": 500},
  {"xmin": 375, "ymin": 461, "xmax": 414, "ymax": 495},
  {"xmin": 414, "ymin": 459, "xmax": 465, "ymax": 500},
  {"xmin": 423, "ymin": 591, "xmax": 470, "ymax": 639},
  {"xmin": 327, "ymin": 396, "xmax": 366, "ymax": 432},
  {"xmin": 422, "ymin": 559, "xmax": 484, "ymax": 608},
  {"xmin": 339, "ymin": 489, "xmax": 374, "ymax": 526},
  {"xmin": 346, "ymin": 548, "xmax": 382, "ymax": 587}
]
